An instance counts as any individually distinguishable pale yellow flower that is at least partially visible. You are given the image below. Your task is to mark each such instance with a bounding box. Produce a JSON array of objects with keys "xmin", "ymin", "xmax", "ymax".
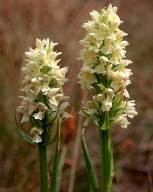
[
  {"xmin": 33, "ymin": 102, "xmax": 48, "ymax": 120},
  {"xmin": 125, "ymin": 100, "xmax": 138, "ymax": 118},
  {"xmin": 96, "ymin": 88, "xmax": 114, "ymax": 111},
  {"xmin": 40, "ymin": 74, "xmax": 50, "ymax": 93},
  {"xmin": 51, "ymin": 67, "xmax": 68, "ymax": 85},
  {"xmin": 101, "ymin": 36, "xmax": 114, "ymax": 54},
  {"xmin": 79, "ymin": 70, "xmax": 96, "ymax": 89},
  {"xmin": 114, "ymin": 115, "xmax": 130, "ymax": 128},
  {"xmin": 17, "ymin": 97, "xmax": 35, "ymax": 123},
  {"xmin": 30, "ymin": 127, "xmax": 43, "ymax": 143},
  {"xmin": 22, "ymin": 62, "xmax": 40, "ymax": 78},
  {"xmin": 94, "ymin": 56, "xmax": 108, "ymax": 74},
  {"xmin": 80, "ymin": 49, "xmax": 97, "ymax": 65}
]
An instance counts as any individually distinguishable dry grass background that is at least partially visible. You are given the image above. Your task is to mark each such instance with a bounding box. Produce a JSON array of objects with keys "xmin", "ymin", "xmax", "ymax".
[{"xmin": 0, "ymin": 0, "xmax": 153, "ymax": 191}]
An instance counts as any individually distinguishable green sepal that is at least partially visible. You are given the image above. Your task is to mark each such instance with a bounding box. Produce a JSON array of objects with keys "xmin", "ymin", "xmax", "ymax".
[
  {"xmin": 49, "ymin": 119, "xmax": 60, "ymax": 192},
  {"xmin": 15, "ymin": 113, "xmax": 35, "ymax": 145},
  {"xmin": 81, "ymin": 128, "xmax": 99, "ymax": 192},
  {"xmin": 100, "ymin": 112, "xmax": 109, "ymax": 130}
]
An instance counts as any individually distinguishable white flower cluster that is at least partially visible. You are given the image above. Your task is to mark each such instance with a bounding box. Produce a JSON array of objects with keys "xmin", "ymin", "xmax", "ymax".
[
  {"xmin": 17, "ymin": 39, "xmax": 70, "ymax": 143},
  {"xmin": 78, "ymin": 4, "xmax": 137, "ymax": 128}
]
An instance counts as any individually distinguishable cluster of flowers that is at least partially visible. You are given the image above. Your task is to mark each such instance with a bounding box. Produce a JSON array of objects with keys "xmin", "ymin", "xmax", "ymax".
[
  {"xmin": 78, "ymin": 4, "xmax": 137, "ymax": 128},
  {"xmin": 17, "ymin": 39, "xmax": 70, "ymax": 143}
]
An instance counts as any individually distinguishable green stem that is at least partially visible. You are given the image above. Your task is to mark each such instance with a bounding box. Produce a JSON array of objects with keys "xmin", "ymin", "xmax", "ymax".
[
  {"xmin": 49, "ymin": 121, "xmax": 60, "ymax": 192},
  {"xmin": 38, "ymin": 143, "xmax": 48, "ymax": 192},
  {"xmin": 100, "ymin": 129, "xmax": 114, "ymax": 192}
]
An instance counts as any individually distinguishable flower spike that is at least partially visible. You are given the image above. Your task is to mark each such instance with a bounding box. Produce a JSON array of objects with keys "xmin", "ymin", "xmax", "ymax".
[
  {"xmin": 78, "ymin": 4, "xmax": 137, "ymax": 128},
  {"xmin": 17, "ymin": 38, "xmax": 69, "ymax": 143}
]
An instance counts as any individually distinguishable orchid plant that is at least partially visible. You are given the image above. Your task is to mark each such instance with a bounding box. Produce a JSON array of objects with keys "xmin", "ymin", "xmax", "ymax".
[
  {"xmin": 15, "ymin": 4, "xmax": 137, "ymax": 192},
  {"xmin": 16, "ymin": 38, "xmax": 70, "ymax": 192},
  {"xmin": 78, "ymin": 4, "xmax": 137, "ymax": 192}
]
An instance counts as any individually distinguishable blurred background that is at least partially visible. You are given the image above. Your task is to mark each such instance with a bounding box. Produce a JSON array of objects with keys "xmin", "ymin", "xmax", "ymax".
[{"xmin": 0, "ymin": 0, "xmax": 153, "ymax": 191}]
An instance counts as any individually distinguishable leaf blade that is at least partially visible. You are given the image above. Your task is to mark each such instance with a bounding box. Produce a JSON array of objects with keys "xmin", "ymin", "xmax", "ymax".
[{"xmin": 81, "ymin": 128, "xmax": 99, "ymax": 192}]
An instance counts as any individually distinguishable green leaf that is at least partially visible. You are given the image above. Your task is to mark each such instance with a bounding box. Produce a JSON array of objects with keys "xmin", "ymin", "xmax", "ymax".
[
  {"xmin": 15, "ymin": 113, "xmax": 35, "ymax": 145},
  {"xmin": 49, "ymin": 119, "xmax": 60, "ymax": 192},
  {"xmin": 81, "ymin": 128, "xmax": 99, "ymax": 192},
  {"xmin": 101, "ymin": 112, "xmax": 109, "ymax": 130}
]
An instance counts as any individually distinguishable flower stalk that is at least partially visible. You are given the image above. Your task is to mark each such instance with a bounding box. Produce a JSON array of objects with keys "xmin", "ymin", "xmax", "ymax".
[
  {"xmin": 100, "ymin": 129, "xmax": 113, "ymax": 192},
  {"xmin": 38, "ymin": 142, "xmax": 48, "ymax": 192}
]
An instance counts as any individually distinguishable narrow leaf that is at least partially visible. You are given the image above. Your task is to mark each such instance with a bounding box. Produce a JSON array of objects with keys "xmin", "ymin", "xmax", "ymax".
[{"xmin": 81, "ymin": 128, "xmax": 99, "ymax": 192}]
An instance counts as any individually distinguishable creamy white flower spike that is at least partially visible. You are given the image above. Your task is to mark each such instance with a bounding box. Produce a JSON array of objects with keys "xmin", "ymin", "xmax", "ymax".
[
  {"xmin": 78, "ymin": 4, "xmax": 137, "ymax": 128},
  {"xmin": 17, "ymin": 38, "xmax": 69, "ymax": 142}
]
